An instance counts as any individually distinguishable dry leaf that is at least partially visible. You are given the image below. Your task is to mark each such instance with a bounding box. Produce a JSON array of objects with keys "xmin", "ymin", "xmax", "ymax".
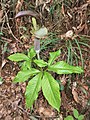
[
  {"xmin": 15, "ymin": 0, "xmax": 24, "ymax": 13},
  {"xmin": 38, "ymin": 107, "xmax": 55, "ymax": 117},
  {"xmin": 72, "ymin": 84, "xmax": 79, "ymax": 103},
  {"xmin": 61, "ymin": 30, "xmax": 73, "ymax": 39},
  {"xmin": 2, "ymin": 59, "xmax": 7, "ymax": 69},
  {"xmin": 61, "ymin": 4, "xmax": 65, "ymax": 16},
  {"xmin": 0, "ymin": 10, "xmax": 3, "ymax": 22},
  {"xmin": 67, "ymin": 12, "xmax": 72, "ymax": 19},
  {"xmin": 83, "ymin": 85, "xmax": 89, "ymax": 91},
  {"xmin": 5, "ymin": 115, "xmax": 12, "ymax": 120},
  {"xmin": 65, "ymin": 30, "xmax": 73, "ymax": 38},
  {"xmin": 87, "ymin": 0, "xmax": 90, "ymax": 3},
  {"xmin": 35, "ymin": 0, "xmax": 44, "ymax": 7}
]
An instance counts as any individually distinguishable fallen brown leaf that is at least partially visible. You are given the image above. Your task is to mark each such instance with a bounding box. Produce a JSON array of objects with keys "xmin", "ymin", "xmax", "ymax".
[
  {"xmin": 72, "ymin": 83, "xmax": 79, "ymax": 103},
  {"xmin": 0, "ymin": 10, "xmax": 3, "ymax": 22}
]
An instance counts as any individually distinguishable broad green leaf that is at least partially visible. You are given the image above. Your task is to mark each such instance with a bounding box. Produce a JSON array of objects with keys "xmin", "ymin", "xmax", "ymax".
[
  {"xmin": 42, "ymin": 72, "xmax": 61, "ymax": 111},
  {"xmin": 34, "ymin": 59, "xmax": 48, "ymax": 67},
  {"xmin": 73, "ymin": 109, "xmax": 79, "ymax": 119},
  {"xmin": 8, "ymin": 53, "xmax": 29, "ymax": 62},
  {"xmin": 64, "ymin": 116, "xmax": 74, "ymax": 120},
  {"xmin": 28, "ymin": 47, "xmax": 36, "ymax": 59},
  {"xmin": 35, "ymin": 27, "xmax": 48, "ymax": 38},
  {"xmin": 48, "ymin": 61, "xmax": 83, "ymax": 74},
  {"xmin": 25, "ymin": 72, "xmax": 42, "ymax": 108},
  {"xmin": 78, "ymin": 115, "xmax": 84, "ymax": 120},
  {"xmin": 21, "ymin": 60, "xmax": 31, "ymax": 70},
  {"xmin": 14, "ymin": 68, "xmax": 40, "ymax": 82},
  {"xmin": 48, "ymin": 50, "xmax": 61, "ymax": 65}
]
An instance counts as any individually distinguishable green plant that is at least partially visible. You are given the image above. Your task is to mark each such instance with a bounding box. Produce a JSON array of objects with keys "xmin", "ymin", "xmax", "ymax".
[
  {"xmin": 65, "ymin": 36, "xmax": 90, "ymax": 67},
  {"xmin": 66, "ymin": 39, "xmax": 84, "ymax": 67},
  {"xmin": 64, "ymin": 109, "xmax": 84, "ymax": 120},
  {"xmin": 41, "ymin": 32, "xmax": 59, "ymax": 51},
  {"xmin": 8, "ymin": 47, "xmax": 83, "ymax": 111},
  {"xmin": 0, "ymin": 77, "xmax": 3, "ymax": 85},
  {"xmin": 64, "ymin": 115, "xmax": 74, "ymax": 120},
  {"xmin": 8, "ymin": 14, "xmax": 83, "ymax": 111}
]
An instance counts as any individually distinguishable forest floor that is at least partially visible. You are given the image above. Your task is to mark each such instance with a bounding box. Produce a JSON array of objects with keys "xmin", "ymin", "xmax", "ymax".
[{"xmin": 0, "ymin": 0, "xmax": 90, "ymax": 120}]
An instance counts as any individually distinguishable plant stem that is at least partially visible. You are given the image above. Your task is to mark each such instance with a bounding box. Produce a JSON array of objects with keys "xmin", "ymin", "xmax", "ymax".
[
  {"xmin": 37, "ymin": 52, "xmax": 40, "ymax": 59},
  {"xmin": 34, "ymin": 38, "xmax": 40, "ymax": 59}
]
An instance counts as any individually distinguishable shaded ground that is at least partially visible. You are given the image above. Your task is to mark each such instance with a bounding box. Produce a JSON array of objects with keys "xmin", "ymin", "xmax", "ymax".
[{"xmin": 0, "ymin": 0, "xmax": 90, "ymax": 120}]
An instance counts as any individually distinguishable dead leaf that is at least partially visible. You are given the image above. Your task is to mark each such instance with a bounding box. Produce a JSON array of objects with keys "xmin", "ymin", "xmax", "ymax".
[
  {"xmin": 61, "ymin": 30, "xmax": 74, "ymax": 39},
  {"xmin": 61, "ymin": 4, "xmax": 65, "ymax": 16},
  {"xmin": 65, "ymin": 30, "xmax": 73, "ymax": 38},
  {"xmin": 67, "ymin": 12, "xmax": 72, "ymax": 19},
  {"xmin": 35, "ymin": 0, "xmax": 44, "ymax": 7},
  {"xmin": 72, "ymin": 83, "xmax": 79, "ymax": 103},
  {"xmin": 61, "ymin": 91, "xmax": 70, "ymax": 109},
  {"xmin": 14, "ymin": 116, "xmax": 23, "ymax": 120},
  {"xmin": 5, "ymin": 115, "xmax": 12, "ymax": 120},
  {"xmin": 87, "ymin": 0, "xmax": 90, "ymax": 3},
  {"xmin": 38, "ymin": 107, "xmax": 55, "ymax": 117},
  {"xmin": 15, "ymin": 0, "xmax": 24, "ymax": 13},
  {"xmin": 0, "ymin": 10, "xmax": 3, "ymax": 22},
  {"xmin": 2, "ymin": 59, "xmax": 7, "ymax": 69},
  {"xmin": 83, "ymin": 85, "xmax": 89, "ymax": 91}
]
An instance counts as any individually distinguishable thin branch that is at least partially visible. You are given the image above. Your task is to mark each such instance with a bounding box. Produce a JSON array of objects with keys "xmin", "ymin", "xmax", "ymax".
[{"xmin": 5, "ymin": 11, "xmax": 22, "ymax": 43}]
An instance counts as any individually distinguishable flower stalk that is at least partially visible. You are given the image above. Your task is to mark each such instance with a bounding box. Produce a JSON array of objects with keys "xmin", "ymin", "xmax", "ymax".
[{"xmin": 34, "ymin": 38, "xmax": 40, "ymax": 59}]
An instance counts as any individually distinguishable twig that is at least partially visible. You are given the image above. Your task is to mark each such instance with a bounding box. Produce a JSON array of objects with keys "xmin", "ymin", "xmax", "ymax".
[
  {"xmin": 5, "ymin": 11, "xmax": 22, "ymax": 43},
  {"xmin": 0, "ymin": 10, "xmax": 8, "ymax": 32},
  {"xmin": 80, "ymin": 35, "xmax": 90, "ymax": 38},
  {"xmin": 0, "ymin": 93, "xmax": 60, "ymax": 119},
  {"xmin": 1, "ymin": 37, "xmax": 12, "ymax": 43}
]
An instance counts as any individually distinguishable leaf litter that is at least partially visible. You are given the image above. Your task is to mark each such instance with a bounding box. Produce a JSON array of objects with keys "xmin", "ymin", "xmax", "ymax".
[{"xmin": 0, "ymin": 0, "xmax": 90, "ymax": 119}]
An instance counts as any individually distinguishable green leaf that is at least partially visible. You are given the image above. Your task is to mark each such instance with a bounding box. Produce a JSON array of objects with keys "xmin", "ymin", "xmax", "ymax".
[
  {"xmin": 42, "ymin": 72, "xmax": 61, "ymax": 111},
  {"xmin": 64, "ymin": 116, "xmax": 74, "ymax": 120},
  {"xmin": 0, "ymin": 32, "xmax": 3, "ymax": 36},
  {"xmin": 8, "ymin": 53, "xmax": 29, "ymax": 62},
  {"xmin": 34, "ymin": 59, "xmax": 48, "ymax": 67},
  {"xmin": 78, "ymin": 115, "xmax": 84, "ymax": 120},
  {"xmin": 73, "ymin": 109, "xmax": 79, "ymax": 118},
  {"xmin": 56, "ymin": 80, "xmax": 64, "ymax": 91},
  {"xmin": 35, "ymin": 27, "xmax": 48, "ymax": 38},
  {"xmin": 14, "ymin": 68, "xmax": 40, "ymax": 82},
  {"xmin": 0, "ymin": 77, "xmax": 3, "ymax": 85},
  {"xmin": 25, "ymin": 72, "xmax": 42, "ymax": 108},
  {"xmin": 48, "ymin": 50, "xmax": 61, "ymax": 65},
  {"xmin": 28, "ymin": 47, "xmax": 36, "ymax": 59},
  {"xmin": 21, "ymin": 60, "xmax": 31, "ymax": 70},
  {"xmin": 48, "ymin": 61, "xmax": 83, "ymax": 74}
]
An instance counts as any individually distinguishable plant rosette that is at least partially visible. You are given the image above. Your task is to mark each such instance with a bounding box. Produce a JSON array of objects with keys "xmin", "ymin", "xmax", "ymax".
[{"xmin": 8, "ymin": 48, "xmax": 83, "ymax": 111}]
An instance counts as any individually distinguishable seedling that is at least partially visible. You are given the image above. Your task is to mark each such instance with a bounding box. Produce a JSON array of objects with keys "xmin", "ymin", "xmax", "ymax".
[
  {"xmin": 8, "ymin": 14, "xmax": 83, "ymax": 112},
  {"xmin": 0, "ymin": 77, "xmax": 3, "ymax": 85},
  {"xmin": 64, "ymin": 109, "xmax": 84, "ymax": 120},
  {"xmin": 8, "ymin": 48, "xmax": 83, "ymax": 111}
]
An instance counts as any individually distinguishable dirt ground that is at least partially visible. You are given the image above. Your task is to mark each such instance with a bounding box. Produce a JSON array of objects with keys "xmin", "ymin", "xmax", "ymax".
[{"xmin": 0, "ymin": 0, "xmax": 90, "ymax": 120}]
